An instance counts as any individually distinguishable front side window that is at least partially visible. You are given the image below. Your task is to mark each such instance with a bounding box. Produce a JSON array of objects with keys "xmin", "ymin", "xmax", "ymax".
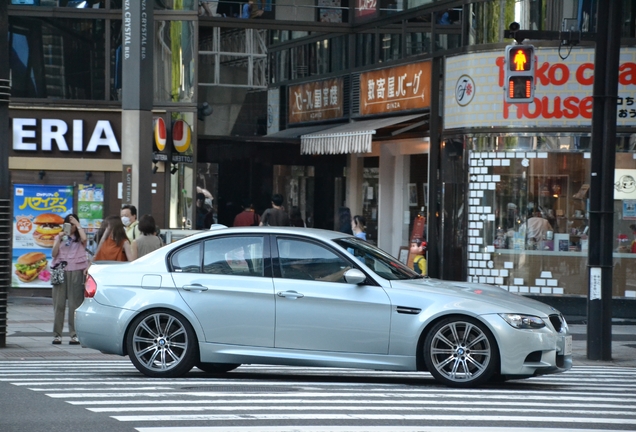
[
  {"xmin": 277, "ymin": 238, "xmax": 351, "ymax": 283},
  {"xmin": 334, "ymin": 237, "xmax": 420, "ymax": 280},
  {"xmin": 204, "ymin": 236, "xmax": 264, "ymax": 277}
]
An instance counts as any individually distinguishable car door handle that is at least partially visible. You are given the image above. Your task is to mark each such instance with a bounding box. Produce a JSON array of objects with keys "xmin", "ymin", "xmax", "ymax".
[
  {"xmin": 182, "ymin": 284, "xmax": 208, "ymax": 292},
  {"xmin": 277, "ymin": 290, "xmax": 304, "ymax": 299}
]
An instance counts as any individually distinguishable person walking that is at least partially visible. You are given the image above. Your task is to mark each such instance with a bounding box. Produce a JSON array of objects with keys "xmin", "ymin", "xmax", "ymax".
[
  {"xmin": 121, "ymin": 204, "xmax": 141, "ymax": 241},
  {"xmin": 351, "ymin": 215, "xmax": 367, "ymax": 240},
  {"xmin": 234, "ymin": 199, "xmax": 261, "ymax": 227},
  {"xmin": 93, "ymin": 215, "xmax": 133, "ymax": 262},
  {"xmin": 131, "ymin": 214, "xmax": 164, "ymax": 259},
  {"xmin": 50, "ymin": 214, "xmax": 89, "ymax": 345},
  {"xmin": 260, "ymin": 193, "xmax": 290, "ymax": 226}
]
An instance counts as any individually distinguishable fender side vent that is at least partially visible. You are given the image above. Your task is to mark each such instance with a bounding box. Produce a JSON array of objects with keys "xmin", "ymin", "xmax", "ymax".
[{"xmin": 396, "ymin": 306, "xmax": 421, "ymax": 315}]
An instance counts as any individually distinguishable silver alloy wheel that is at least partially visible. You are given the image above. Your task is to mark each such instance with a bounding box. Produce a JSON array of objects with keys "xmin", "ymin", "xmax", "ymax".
[
  {"xmin": 427, "ymin": 320, "xmax": 493, "ymax": 384},
  {"xmin": 131, "ymin": 312, "xmax": 189, "ymax": 373}
]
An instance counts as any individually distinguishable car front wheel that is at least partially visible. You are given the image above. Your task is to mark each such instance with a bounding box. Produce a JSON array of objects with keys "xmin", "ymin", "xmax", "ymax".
[
  {"xmin": 126, "ymin": 309, "xmax": 198, "ymax": 378},
  {"xmin": 423, "ymin": 316, "xmax": 498, "ymax": 387}
]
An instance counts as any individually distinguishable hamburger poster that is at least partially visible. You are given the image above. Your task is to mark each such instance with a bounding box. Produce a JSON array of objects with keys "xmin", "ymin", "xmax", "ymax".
[{"xmin": 12, "ymin": 184, "xmax": 73, "ymax": 288}]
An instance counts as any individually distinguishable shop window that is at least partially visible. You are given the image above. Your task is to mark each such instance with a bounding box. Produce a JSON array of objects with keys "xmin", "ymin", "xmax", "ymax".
[
  {"xmin": 379, "ymin": 33, "xmax": 401, "ymax": 63},
  {"xmin": 466, "ymin": 135, "xmax": 636, "ymax": 299},
  {"xmin": 406, "ymin": 32, "xmax": 431, "ymax": 56},
  {"xmin": 154, "ymin": 20, "xmax": 196, "ymax": 103},
  {"xmin": 355, "ymin": 33, "xmax": 375, "ymax": 67},
  {"xmin": 9, "ymin": 17, "xmax": 106, "ymax": 100}
]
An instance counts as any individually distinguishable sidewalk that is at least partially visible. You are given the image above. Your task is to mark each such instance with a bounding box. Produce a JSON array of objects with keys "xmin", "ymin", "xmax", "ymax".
[{"xmin": 1, "ymin": 296, "xmax": 636, "ymax": 367}]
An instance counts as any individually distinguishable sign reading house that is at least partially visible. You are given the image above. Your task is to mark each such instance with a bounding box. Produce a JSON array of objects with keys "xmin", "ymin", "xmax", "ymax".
[
  {"xmin": 444, "ymin": 47, "xmax": 636, "ymax": 129},
  {"xmin": 360, "ymin": 61, "xmax": 432, "ymax": 115},
  {"xmin": 288, "ymin": 78, "xmax": 344, "ymax": 124}
]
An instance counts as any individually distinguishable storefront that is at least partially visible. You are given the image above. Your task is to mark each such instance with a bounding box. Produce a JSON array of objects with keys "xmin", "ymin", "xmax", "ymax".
[
  {"xmin": 443, "ymin": 47, "xmax": 636, "ymax": 305},
  {"xmin": 8, "ymin": 106, "xmax": 168, "ymax": 292},
  {"xmin": 294, "ymin": 61, "xmax": 432, "ymax": 257}
]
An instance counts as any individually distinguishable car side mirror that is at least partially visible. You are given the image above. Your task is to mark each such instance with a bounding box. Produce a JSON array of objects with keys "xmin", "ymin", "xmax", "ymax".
[{"xmin": 344, "ymin": 268, "xmax": 367, "ymax": 285}]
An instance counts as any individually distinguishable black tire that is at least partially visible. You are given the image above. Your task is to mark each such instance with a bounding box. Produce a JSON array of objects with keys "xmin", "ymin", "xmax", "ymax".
[
  {"xmin": 423, "ymin": 316, "xmax": 498, "ymax": 388},
  {"xmin": 197, "ymin": 363, "xmax": 241, "ymax": 373},
  {"xmin": 126, "ymin": 309, "xmax": 198, "ymax": 378}
]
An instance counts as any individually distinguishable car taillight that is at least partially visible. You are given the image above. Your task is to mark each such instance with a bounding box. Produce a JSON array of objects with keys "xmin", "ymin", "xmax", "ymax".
[{"xmin": 85, "ymin": 275, "xmax": 97, "ymax": 298}]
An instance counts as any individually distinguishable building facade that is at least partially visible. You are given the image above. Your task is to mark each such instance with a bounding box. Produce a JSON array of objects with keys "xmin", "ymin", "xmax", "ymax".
[{"xmin": 6, "ymin": 0, "xmax": 636, "ymax": 315}]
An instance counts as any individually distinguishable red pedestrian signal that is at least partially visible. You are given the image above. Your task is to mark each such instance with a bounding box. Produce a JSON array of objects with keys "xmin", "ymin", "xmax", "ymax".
[{"xmin": 504, "ymin": 44, "xmax": 535, "ymax": 103}]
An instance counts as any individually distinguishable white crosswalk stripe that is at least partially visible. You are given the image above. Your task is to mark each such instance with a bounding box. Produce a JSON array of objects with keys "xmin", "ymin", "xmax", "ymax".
[{"xmin": 0, "ymin": 360, "xmax": 635, "ymax": 431}]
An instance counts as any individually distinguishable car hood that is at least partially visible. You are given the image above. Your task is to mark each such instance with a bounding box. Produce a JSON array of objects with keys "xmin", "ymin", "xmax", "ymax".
[{"xmin": 388, "ymin": 277, "xmax": 560, "ymax": 317}]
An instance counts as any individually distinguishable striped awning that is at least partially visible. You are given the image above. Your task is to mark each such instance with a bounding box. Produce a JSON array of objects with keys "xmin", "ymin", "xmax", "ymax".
[{"xmin": 300, "ymin": 114, "xmax": 426, "ymax": 155}]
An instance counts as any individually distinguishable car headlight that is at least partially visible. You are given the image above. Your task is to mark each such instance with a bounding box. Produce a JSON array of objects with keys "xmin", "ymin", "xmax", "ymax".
[{"xmin": 499, "ymin": 313, "xmax": 546, "ymax": 329}]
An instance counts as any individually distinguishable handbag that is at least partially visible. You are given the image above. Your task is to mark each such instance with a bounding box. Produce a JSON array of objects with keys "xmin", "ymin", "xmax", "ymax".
[{"xmin": 51, "ymin": 261, "xmax": 67, "ymax": 285}]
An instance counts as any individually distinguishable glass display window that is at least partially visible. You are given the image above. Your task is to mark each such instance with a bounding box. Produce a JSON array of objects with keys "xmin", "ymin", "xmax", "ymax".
[{"xmin": 465, "ymin": 134, "xmax": 636, "ymax": 298}]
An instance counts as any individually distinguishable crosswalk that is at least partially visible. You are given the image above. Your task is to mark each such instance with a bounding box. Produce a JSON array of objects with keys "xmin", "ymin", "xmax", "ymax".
[{"xmin": 1, "ymin": 360, "xmax": 635, "ymax": 431}]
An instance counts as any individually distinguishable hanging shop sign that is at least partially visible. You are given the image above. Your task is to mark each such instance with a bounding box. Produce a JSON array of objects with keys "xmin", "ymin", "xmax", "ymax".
[
  {"xmin": 154, "ymin": 117, "xmax": 167, "ymax": 152},
  {"xmin": 444, "ymin": 47, "xmax": 636, "ymax": 129},
  {"xmin": 288, "ymin": 78, "xmax": 344, "ymax": 124},
  {"xmin": 172, "ymin": 119, "xmax": 192, "ymax": 153},
  {"xmin": 12, "ymin": 184, "xmax": 74, "ymax": 288},
  {"xmin": 360, "ymin": 61, "xmax": 432, "ymax": 115}
]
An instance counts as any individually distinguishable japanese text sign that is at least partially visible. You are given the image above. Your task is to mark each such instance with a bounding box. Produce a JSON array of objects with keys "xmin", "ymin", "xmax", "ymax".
[
  {"xmin": 360, "ymin": 61, "xmax": 432, "ymax": 115},
  {"xmin": 288, "ymin": 78, "xmax": 344, "ymax": 124}
]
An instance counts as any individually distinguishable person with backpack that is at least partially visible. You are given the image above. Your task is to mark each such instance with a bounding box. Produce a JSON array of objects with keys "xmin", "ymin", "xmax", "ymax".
[{"xmin": 233, "ymin": 199, "xmax": 261, "ymax": 227}]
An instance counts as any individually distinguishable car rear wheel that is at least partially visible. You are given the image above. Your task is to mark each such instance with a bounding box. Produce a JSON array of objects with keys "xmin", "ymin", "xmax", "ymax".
[
  {"xmin": 423, "ymin": 316, "xmax": 498, "ymax": 387},
  {"xmin": 197, "ymin": 363, "xmax": 241, "ymax": 373},
  {"xmin": 126, "ymin": 310, "xmax": 198, "ymax": 378}
]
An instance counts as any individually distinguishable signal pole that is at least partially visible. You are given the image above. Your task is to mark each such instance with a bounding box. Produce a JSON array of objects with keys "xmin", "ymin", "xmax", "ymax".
[{"xmin": 587, "ymin": 0, "xmax": 622, "ymax": 361}]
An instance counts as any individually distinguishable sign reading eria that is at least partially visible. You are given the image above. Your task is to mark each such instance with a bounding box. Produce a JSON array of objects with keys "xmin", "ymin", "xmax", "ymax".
[{"xmin": 11, "ymin": 117, "xmax": 120, "ymax": 153}]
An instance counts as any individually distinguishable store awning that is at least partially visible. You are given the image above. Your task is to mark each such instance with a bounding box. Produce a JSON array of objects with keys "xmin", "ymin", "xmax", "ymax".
[
  {"xmin": 264, "ymin": 124, "xmax": 337, "ymax": 140},
  {"xmin": 300, "ymin": 114, "xmax": 427, "ymax": 155}
]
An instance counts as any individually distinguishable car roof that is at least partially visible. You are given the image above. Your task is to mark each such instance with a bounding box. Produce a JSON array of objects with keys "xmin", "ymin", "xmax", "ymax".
[{"xmin": 187, "ymin": 226, "xmax": 353, "ymax": 242}]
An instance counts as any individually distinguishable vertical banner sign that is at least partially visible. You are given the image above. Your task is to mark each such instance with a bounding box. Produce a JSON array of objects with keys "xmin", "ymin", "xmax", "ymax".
[
  {"xmin": 77, "ymin": 184, "xmax": 104, "ymax": 235},
  {"xmin": 12, "ymin": 184, "xmax": 73, "ymax": 288},
  {"xmin": 123, "ymin": 165, "xmax": 133, "ymax": 204},
  {"xmin": 78, "ymin": 184, "xmax": 104, "ymax": 258},
  {"xmin": 122, "ymin": 0, "xmax": 153, "ymax": 111}
]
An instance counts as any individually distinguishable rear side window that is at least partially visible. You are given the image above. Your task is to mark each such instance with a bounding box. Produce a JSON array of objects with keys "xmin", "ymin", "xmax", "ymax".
[
  {"xmin": 204, "ymin": 236, "xmax": 265, "ymax": 277},
  {"xmin": 171, "ymin": 243, "xmax": 201, "ymax": 273}
]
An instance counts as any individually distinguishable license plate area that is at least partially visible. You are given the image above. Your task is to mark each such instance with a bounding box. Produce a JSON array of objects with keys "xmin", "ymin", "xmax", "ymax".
[{"xmin": 563, "ymin": 335, "xmax": 572, "ymax": 356}]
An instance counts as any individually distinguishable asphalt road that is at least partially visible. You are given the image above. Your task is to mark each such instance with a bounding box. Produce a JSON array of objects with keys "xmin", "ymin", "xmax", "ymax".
[{"xmin": 1, "ymin": 360, "xmax": 635, "ymax": 432}]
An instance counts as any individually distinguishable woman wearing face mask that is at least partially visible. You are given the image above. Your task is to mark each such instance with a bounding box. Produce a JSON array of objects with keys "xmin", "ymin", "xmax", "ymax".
[{"xmin": 93, "ymin": 215, "xmax": 133, "ymax": 262}]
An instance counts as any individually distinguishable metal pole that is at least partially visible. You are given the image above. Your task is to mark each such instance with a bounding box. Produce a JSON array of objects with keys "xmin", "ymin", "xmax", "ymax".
[
  {"xmin": 587, "ymin": 0, "xmax": 622, "ymax": 360},
  {"xmin": 0, "ymin": 0, "xmax": 11, "ymax": 348}
]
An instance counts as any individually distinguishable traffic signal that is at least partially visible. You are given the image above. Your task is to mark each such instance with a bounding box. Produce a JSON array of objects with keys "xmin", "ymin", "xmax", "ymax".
[{"xmin": 504, "ymin": 44, "xmax": 535, "ymax": 103}]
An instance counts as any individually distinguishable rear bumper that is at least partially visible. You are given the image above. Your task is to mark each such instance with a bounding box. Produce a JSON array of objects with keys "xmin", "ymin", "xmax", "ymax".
[{"xmin": 75, "ymin": 299, "xmax": 134, "ymax": 356}]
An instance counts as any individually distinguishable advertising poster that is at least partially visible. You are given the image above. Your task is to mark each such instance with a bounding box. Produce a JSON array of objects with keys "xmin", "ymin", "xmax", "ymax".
[
  {"xmin": 78, "ymin": 184, "xmax": 104, "ymax": 257},
  {"xmin": 12, "ymin": 184, "xmax": 74, "ymax": 288},
  {"xmin": 77, "ymin": 184, "xmax": 104, "ymax": 235}
]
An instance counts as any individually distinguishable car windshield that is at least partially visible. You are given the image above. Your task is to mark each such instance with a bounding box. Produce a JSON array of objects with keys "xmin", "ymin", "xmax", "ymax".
[{"xmin": 333, "ymin": 237, "xmax": 422, "ymax": 281}]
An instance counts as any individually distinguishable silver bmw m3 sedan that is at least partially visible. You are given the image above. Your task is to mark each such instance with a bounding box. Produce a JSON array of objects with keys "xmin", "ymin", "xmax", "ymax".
[{"xmin": 75, "ymin": 226, "xmax": 572, "ymax": 388}]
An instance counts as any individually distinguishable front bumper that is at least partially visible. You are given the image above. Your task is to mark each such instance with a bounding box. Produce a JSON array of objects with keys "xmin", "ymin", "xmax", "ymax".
[{"xmin": 481, "ymin": 314, "xmax": 573, "ymax": 377}]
